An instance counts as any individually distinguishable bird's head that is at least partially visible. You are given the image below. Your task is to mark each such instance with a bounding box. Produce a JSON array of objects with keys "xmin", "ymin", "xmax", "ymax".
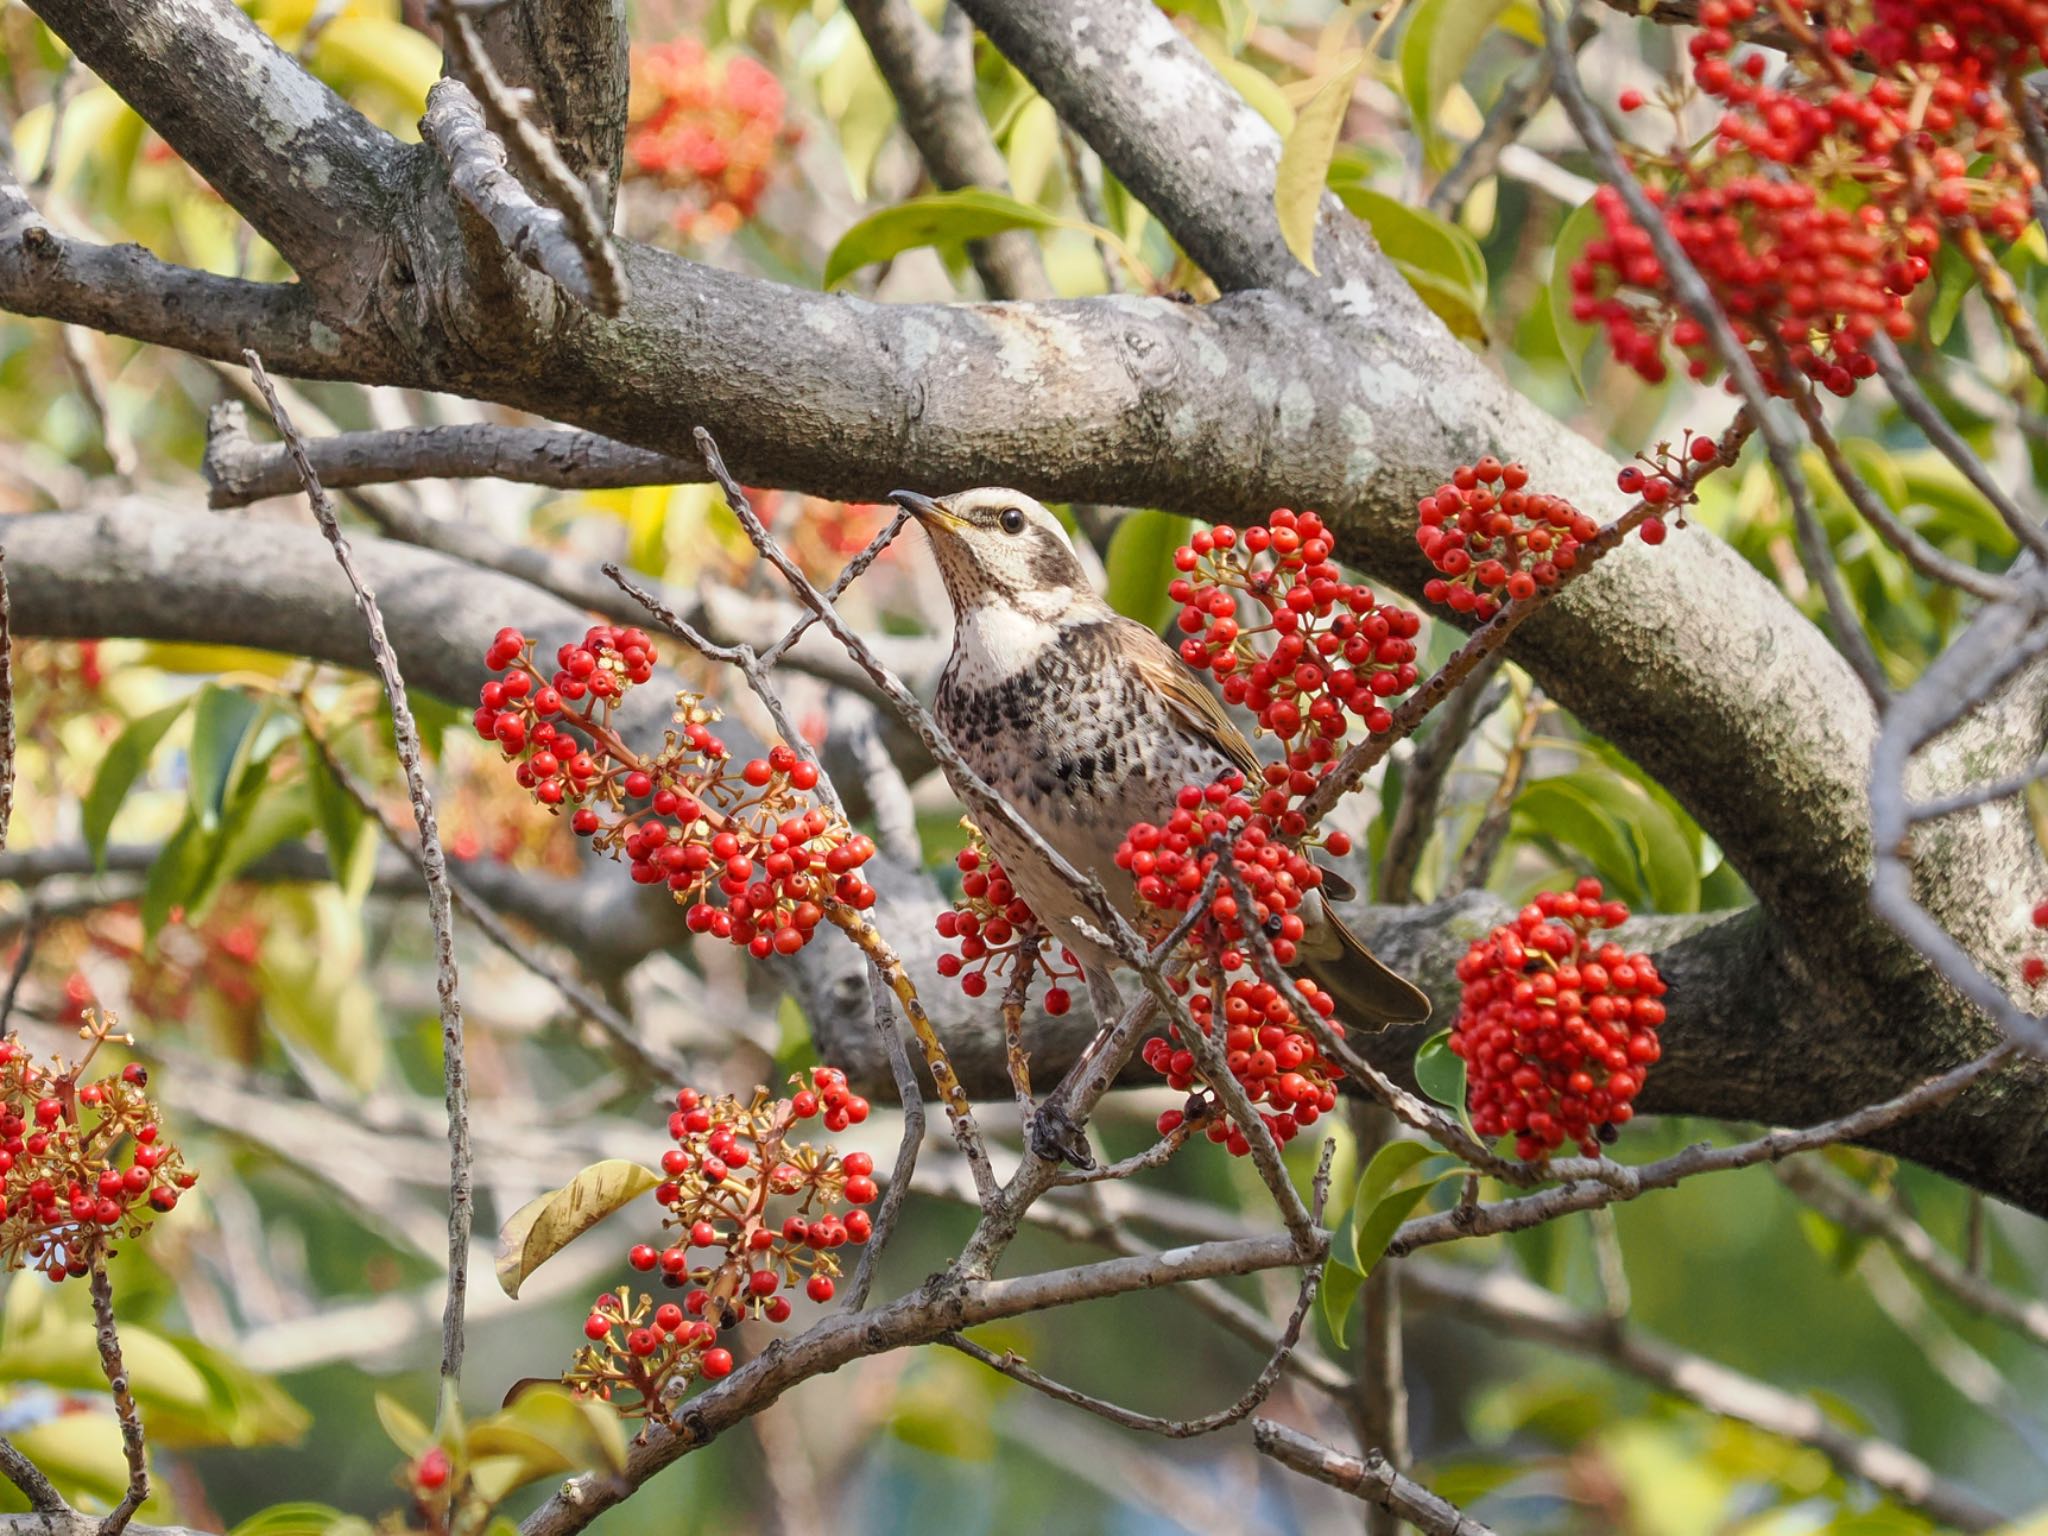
[{"xmin": 889, "ymin": 487, "xmax": 1098, "ymax": 623}]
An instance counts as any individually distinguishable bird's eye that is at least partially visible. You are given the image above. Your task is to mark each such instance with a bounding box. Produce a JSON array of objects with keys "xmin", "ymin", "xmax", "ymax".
[{"xmin": 999, "ymin": 507, "xmax": 1026, "ymax": 534}]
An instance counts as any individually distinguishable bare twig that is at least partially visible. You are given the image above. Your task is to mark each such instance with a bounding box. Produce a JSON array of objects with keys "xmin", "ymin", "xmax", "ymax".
[
  {"xmin": 1776, "ymin": 1157, "xmax": 2048, "ymax": 1351},
  {"xmin": 202, "ymin": 408, "xmax": 693, "ymax": 506},
  {"xmin": 1786, "ymin": 379, "xmax": 2016, "ymax": 601},
  {"xmin": 0, "ymin": 904, "xmax": 40, "ymax": 1031},
  {"xmin": 419, "ymin": 73, "xmax": 627, "ymax": 317},
  {"xmin": 1377, "ymin": 655, "xmax": 1506, "ymax": 903},
  {"xmin": 298, "ymin": 715, "xmax": 683, "ymax": 1084},
  {"xmin": 1386, "ymin": 1042, "xmax": 2019, "ymax": 1254},
  {"xmin": 1402, "ymin": 1260, "xmax": 2002, "ymax": 1530},
  {"xmin": 89, "ymin": 1262, "xmax": 148, "ymax": 1535},
  {"xmin": 946, "ymin": 1143, "xmax": 1333, "ymax": 1435},
  {"xmin": 1869, "ymin": 335, "xmax": 2048, "ymax": 562},
  {"xmin": 1543, "ymin": 7, "xmax": 1888, "ymax": 701},
  {"xmin": 1449, "ymin": 681, "xmax": 1541, "ymax": 896},
  {"xmin": 242, "ymin": 350, "xmax": 474, "ymax": 1386},
  {"xmin": 845, "ymin": 969, "xmax": 925, "ymax": 1311},
  {"xmin": 1428, "ymin": 8, "xmax": 1594, "ymax": 219},
  {"xmin": 0, "ymin": 1436, "xmax": 63, "ymax": 1513},
  {"xmin": 1253, "ymin": 1420, "xmax": 1496, "ymax": 1536}
]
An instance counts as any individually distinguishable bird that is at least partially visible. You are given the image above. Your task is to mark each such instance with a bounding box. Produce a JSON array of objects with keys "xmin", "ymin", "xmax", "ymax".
[{"xmin": 889, "ymin": 485, "xmax": 1431, "ymax": 1039}]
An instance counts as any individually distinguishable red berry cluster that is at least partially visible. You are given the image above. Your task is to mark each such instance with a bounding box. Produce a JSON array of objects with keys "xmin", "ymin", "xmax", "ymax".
[
  {"xmin": 570, "ymin": 1072, "xmax": 874, "ymax": 1423},
  {"xmin": 626, "ymin": 40, "xmax": 800, "ymax": 240},
  {"xmin": 1449, "ymin": 880, "xmax": 1667, "ymax": 1160},
  {"xmin": 1171, "ymin": 508, "xmax": 1421, "ymax": 749},
  {"xmin": 0, "ymin": 1012, "xmax": 195, "ymax": 1283},
  {"xmin": 478, "ymin": 627, "xmax": 877, "ymax": 956},
  {"xmin": 933, "ymin": 833, "xmax": 1080, "ymax": 1012},
  {"xmin": 2022, "ymin": 898, "xmax": 2048, "ymax": 986},
  {"xmin": 1118, "ymin": 772, "xmax": 1353, "ymax": 1155},
  {"xmin": 1417, "ymin": 457, "xmax": 1606, "ymax": 619},
  {"xmin": 1573, "ymin": 0, "xmax": 2042, "ymax": 396}
]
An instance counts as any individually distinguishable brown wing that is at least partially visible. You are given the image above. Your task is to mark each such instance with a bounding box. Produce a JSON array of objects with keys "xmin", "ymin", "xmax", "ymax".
[
  {"xmin": 1113, "ymin": 616, "xmax": 1262, "ymax": 781},
  {"xmin": 1116, "ymin": 620, "xmax": 1430, "ymax": 1027}
]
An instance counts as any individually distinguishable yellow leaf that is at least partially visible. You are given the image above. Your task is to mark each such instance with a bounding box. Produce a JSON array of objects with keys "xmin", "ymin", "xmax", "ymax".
[
  {"xmin": 495, "ymin": 1160, "xmax": 662, "ymax": 1299},
  {"xmin": 1274, "ymin": 53, "xmax": 1366, "ymax": 274}
]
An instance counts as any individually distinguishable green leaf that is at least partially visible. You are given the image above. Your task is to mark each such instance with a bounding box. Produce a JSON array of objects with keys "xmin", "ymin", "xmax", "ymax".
[
  {"xmin": 301, "ymin": 729, "xmax": 367, "ymax": 889},
  {"xmin": 1274, "ymin": 53, "xmax": 1365, "ymax": 273},
  {"xmin": 186, "ymin": 684, "xmax": 264, "ymax": 831},
  {"xmin": 1321, "ymin": 1254, "xmax": 1368, "ymax": 1348},
  {"xmin": 141, "ymin": 814, "xmax": 209, "ymax": 939},
  {"xmin": 229, "ymin": 1506, "xmax": 350, "ymax": 1536},
  {"xmin": 1413, "ymin": 1028, "xmax": 1469, "ymax": 1125},
  {"xmin": 825, "ymin": 189, "xmax": 1065, "ymax": 288},
  {"xmin": 82, "ymin": 698, "xmax": 190, "ymax": 869},
  {"xmin": 471, "ymin": 1383, "xmax": 628, "ymax": 1480},
  {"xmin": 495, "ymin": 1160, "xmax": 662, "ymax": 1299},
  {"xmin": 1355, "ymin": 1171, "xmax": 1458, "ymax": 1275},
  {"xmin": 1103, "ymin": 511, "xmax": 1195, "ymax": 634},
  {"xmin": 1328, "ymin": 181, "xmax": 1488, "ymax": 340},
  {"xmin": 1351, "ymin": 1139, "xmax": 1437, "ymax": 1228},
  {"xmin": 1510, "ymin": 776, "xmax": 1642, "ymax": 904},
  {"xmin": 1400, "ymin": 0, "xmax": 1515, "ymax": 169},
  {"xmin": 1547, "ymin": 195, "xmax": 1607, "ymax": 397},
  {"xmin": 374, "ymin": 1393, "xmax": 433, "ymax": 1459}
]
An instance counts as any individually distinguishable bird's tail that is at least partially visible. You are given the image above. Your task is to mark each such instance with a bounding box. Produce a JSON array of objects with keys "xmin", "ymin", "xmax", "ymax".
[{"xmin": 1298, "ymin": 907, "xmax": 1432, "ymax": 1032}]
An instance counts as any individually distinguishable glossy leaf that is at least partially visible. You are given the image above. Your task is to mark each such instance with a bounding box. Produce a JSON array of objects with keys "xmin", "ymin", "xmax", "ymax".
[
  {"xmin": 1328, "ymin": 181, "xmax": 1488, "ymax": 339},
  {"xmin": 1400, "ymin": 0, "xmax": 1515, "ymax": 168},
  {"xmin": 495, "ymin": 1160, "xmax": 663, "ymax": 1298},
  {"xmin": 228, "ymin": 1505, "xmax": 350, "ymax": 1536},
  {"xmin": 1321, "ymin": 1253, "xmax": 1368, "ymax": 1348},
  {"xmin": 1413, "ymin": 1028, "xmax": 1471, "ymax": 1131},
  {"xmin": 373, "ymin": 1392, "xmax": 433, "ymax": 1458},
  {"xmin": 187, "ymin": 684, "xmax": 264, "ymax": 831},
  {"xmin": 1275, "ymin": 53, "xmax": 1365, "ymax": 272},
  {"xmin": 1104, "ymin": 511, "xmax": 1195, "ymax": 634},
  {"xmin": 82, "ymin": 698, "xmax": 189, "ymax": 868},
  {"xmin": 1546, "ymin": 195, "xmax": 1607, "ymax": 396},
  {"xmin": 825, "ymin": 189, "xmax": 1065, "ymax": 288}
]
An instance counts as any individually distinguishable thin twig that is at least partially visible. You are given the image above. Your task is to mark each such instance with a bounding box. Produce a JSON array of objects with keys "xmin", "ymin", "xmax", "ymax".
[
  {"xmin": 947, "ymin": 1139, "xmax": 1336, "ymax": 1435},
  {"xmin": 1775, "ymin": 1157, "xmax": 2048, "ymax": 1351},
  {"xmin": 0, "ymin": 904, "xmax": 40, "ymax": 1031},
  {"xmin": 298, "ymin": 714, "xmax": 683, "ymax": 1084},
  {"xmin": 1449, "ymin": 682, "xmax": 1541, "ymax": 896},
  {"xmin": 1378, "ymin": 656, "xmax": 1506, "ymax": 903},
  {"xmin": 1543, "ymin": 9, "xmax": 1889, "ymax": 701},
  {"xmin": 1402, "ymin": 1259, "xmax": 2002, "ymax": 1530},
  {"xmin": 1061, "ymin": 126, "xmax": 1126, "ymax": 295},
  {"xmin": 1386, "ymin": 1042, "xmax": 2019, "ymax": 1255},
  {"xmin": 1254, "ymin": 1420, "xmax": 1496, "ymax": 1536},
  {"xmin": 1428, "ymin": 7, "xmax": 1593, "ymax": 219},
  {"xmin": 1785, "ymin": 376, "xmax": 2016, "ymax": 602},
  {"xmin": 242, "ymin": 351, "xmax": 473, "ymax": 1387},
  {"xmin": 0, "ymin": 1436, "xmax": 63, "ymax": 1513},
  {"xmin": 90, "ymin": 1262, "xmax": 148, "ymax": 1535},
  {"xmin": 1870, "ymin": 334, "xmax": 2048, "ymax": 562},
  {"xmin": 845, "ymin": 969, "xmax": 924, "ymax": 1311}
]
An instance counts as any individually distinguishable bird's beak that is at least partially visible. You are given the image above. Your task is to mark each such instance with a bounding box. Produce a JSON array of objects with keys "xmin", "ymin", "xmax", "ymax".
[{"xmin": 890, "ymin": 489, "xmax": 961, "ymax": 530}]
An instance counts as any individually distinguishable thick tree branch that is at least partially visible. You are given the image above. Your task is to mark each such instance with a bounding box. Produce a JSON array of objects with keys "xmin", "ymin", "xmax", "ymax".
[
  {"xmin": 202, "ymin": 406, "xmax": 694, "ymax": 506},
  {"xmin": 22, "ymin": 0, "xmax": 404, "ymax": 288},
  {"xmin": 847, "ymin": 0, "xmax": 1052, "ymax": 301},
  {"xmin": 0, "ymin": 166, "xmax": 339, "ymax": 375},
  {"xmin": 461, "ymin": 0, "xmax": 628, "ymax": 203},
  {"xmin": 420, "ymin": 77, "xmax": 627, "ymax": 317}
]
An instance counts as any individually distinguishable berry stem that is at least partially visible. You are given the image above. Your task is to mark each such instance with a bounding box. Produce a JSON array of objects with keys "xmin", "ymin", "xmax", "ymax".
[{"xmin": 825, "ymin": 902, "xmax": 994, "ymax": 1200}]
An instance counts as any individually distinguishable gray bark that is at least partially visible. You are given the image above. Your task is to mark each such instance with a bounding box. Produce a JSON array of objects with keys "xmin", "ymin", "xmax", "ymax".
[{"xmin": 3, "ymin": 0, "xmax": 2045, "ymax": 1216}]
